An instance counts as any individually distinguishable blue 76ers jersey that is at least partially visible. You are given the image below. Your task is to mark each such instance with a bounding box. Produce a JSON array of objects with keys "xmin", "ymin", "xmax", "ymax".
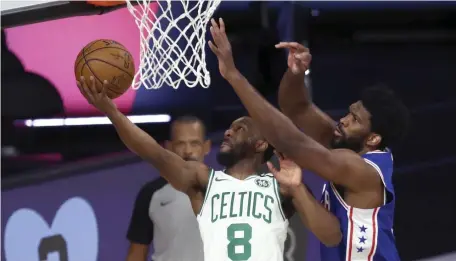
[{"xmin": 320, "ymin": 150, "xmax": 400, "ymax": 261}]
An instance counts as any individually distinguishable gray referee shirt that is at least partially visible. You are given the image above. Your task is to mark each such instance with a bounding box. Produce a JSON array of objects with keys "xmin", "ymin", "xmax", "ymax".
[{"xmin": 127, "ymin": 177, "xmax": 204, "ymax": 261}]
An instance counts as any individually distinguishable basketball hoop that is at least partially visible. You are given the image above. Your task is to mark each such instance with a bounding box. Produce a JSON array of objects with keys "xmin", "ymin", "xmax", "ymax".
[
  {"xmin": 86, "ymin": 1, "xmax": 125, "ymax": 7},
  {"xmin": 124, "ymin": 0, "xmax": 221, "ymax": 90}
]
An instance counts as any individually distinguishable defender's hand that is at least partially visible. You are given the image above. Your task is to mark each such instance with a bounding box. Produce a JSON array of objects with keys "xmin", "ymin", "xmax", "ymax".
[
  {"xmin": 267, "ymin": 151, "xmax": 302, "ymax": 190},
  {"xmin": 208, "ymin": 18, "xmax": 237, "ymax": 79},
  {"xmin": 275, "ymin": 42, "xmax": 311, "ymax": 75},
  {"xmin": 77, "ymin": 76, "xmax": 116, "ymax": 114}
]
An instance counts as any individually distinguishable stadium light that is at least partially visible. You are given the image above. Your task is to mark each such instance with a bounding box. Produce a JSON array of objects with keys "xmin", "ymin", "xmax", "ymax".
[{"xmin": 16, "ymin": 114, "xmax": 171, "ymax": 127}]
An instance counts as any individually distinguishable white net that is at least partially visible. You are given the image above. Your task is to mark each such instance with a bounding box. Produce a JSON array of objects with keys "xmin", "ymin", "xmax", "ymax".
[{"xmin": 125, "ymin": 0, "xmax": 222, "ymax": 90}]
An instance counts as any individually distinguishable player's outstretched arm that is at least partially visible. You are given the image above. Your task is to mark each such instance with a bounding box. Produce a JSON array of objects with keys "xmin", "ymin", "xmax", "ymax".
[
  {"xmin": 276, "ymin": 42, "xmax": 335, "ymax": 147},
  {"xmin": 267, "ymin": 154, "xmax": 341, "ymax": 246},
  {"xmin": 76, "ymin": 77, "xmax": 209, "ymax": 193},
  {"xmin": 209, "ymin": 18, "xmax": 380, "ymax": 191},
  {"xmin": 292, "ymin": 184, "xmax": 342, "ymax": 246}
]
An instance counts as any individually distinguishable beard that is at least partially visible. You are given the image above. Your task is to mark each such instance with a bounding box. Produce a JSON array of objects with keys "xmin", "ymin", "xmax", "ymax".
[
  {"xmin": 216, "ymin": 143, "xmax": 250, "ymax": 168},
  {"xmin": 216, "ymin": 151, "xmax": 237, "ymax": 168},
  {"xmin": 330, "ymin": 136, "xmax": 364, "ymax": 153}
]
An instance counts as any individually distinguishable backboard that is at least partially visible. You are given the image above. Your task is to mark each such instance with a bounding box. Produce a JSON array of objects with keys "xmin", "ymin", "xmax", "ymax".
[{"xmin": 1, "ymin": 0, "xmax": 126, "ymax": 28}]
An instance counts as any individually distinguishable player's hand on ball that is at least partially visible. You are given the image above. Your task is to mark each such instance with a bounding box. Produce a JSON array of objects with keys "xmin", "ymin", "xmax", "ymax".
[
  {"xmin": 275, "ymin": 42, "xmax": 311, "ymax": 75},
  {"xmin": 267, "ymin": 151, "xmax": 302, "ymax": 190},
  {"xmin": 208, "ymin": 18, "xmax": 237, "ymax": 79},
  {"xmin": 77, "ymin": 76, "xmax": 116, "ymax": 114}
]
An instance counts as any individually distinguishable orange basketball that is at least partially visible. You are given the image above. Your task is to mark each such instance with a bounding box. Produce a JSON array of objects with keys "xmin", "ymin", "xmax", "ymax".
[{"xmin": 75, "ymin": 39, "xmax": 135, "ymax": 99}]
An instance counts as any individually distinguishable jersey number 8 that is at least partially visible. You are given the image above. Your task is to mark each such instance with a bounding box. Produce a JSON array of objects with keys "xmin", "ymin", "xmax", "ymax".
[{"xmin": 227, "ymin": 223, "xmax": 252, "ymax": 260}]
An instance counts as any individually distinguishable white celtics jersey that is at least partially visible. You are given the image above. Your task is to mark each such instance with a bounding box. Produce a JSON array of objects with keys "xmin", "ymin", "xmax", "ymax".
[{"xmin": 197, "ymin": 169, "xmax": 289, "ymax": 261}]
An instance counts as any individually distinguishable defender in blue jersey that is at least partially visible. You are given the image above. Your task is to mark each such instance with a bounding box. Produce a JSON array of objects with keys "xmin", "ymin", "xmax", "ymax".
[
  {"xmin": 271, "ymin": 43, "xmax": 409, "ymax": 261},
  {"xmin": 320, "ymin": 150, "xmax": 398, "ymax": 261},
  {"xmin": 208, "ymin": 23, "xmax": 410, "ymax": 261}
]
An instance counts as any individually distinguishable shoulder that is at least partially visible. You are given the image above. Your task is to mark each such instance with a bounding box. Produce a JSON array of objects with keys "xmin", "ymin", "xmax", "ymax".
[
  {"xmin": 184, "ymin": 161, "xmax": 212, "ymax": 190},
  {"xmin": 186, "ymin": 161, "xmax": 210, "ymax": 174},
  {"xmin": 331, "ymin": 148, "xmax": 384, "ymax": 170},
  {"xmin": 362, "ymin": 150, "xmax": 393, "ymax": 171},
  {"xmin": 330, "ymin": 149, "xmax": 384, "ymax": 191},
  {"xmin": 136, "ymin": 177, "xmax": 168, "ymax": 201},
  {"xmin": 362, "ymin": 150, "xmax": 394, "ymax": 184},
  {"xmin": 330, "ymin": 148, "xmax": 370, "ymax": 170}
]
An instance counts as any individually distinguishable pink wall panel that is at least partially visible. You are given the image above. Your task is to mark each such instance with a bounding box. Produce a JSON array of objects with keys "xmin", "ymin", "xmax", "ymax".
[{"xmin": 5, "ymin": 5, "xmax": 157, "ymax": 116}]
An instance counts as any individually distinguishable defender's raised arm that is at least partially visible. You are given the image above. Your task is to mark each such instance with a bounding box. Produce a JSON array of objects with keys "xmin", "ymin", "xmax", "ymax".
[{"xmin": 276, "ymin": 42, "xmax": 335, "ymax": 147}]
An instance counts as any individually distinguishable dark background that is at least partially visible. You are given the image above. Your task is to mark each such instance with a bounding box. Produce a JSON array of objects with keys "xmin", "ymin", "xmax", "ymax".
[{"xmin": 2, "ymin": 2, "xmax": 456, "ymax": 261}]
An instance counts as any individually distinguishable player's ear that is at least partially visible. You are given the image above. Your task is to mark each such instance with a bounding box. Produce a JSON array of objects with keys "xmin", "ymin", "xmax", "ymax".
[
  {"xmin": 164, "ymin": 140, "xmax": 172, "ymax": 150},
  {"xmin": 366, "ymin": 133, "xmax": 382, "ymax": 147},
  {"xmin": 203, "ymin": 139, "xmax": 211, "ymax": 155}
]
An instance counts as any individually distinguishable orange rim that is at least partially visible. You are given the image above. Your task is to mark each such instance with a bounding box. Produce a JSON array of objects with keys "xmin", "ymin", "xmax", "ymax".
[{"xmin": 86, "ymin": 0, "xmax": 126, "ymax": 7}]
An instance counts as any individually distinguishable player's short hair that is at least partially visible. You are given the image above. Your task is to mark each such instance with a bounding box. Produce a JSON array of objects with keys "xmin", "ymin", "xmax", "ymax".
[
  {"xmin": 360, "ymin": 84, "xmax": 410, "ymax": 149},
  {"xmin": 171, "ymin": 115, "xmax": 207, "ymax": 138}
]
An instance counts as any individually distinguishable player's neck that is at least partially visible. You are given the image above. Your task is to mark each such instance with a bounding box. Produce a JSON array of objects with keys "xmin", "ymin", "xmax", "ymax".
[
  {"xmin": 360, "ymin": 145, "xmax": 382, "ymax": 155},
  {"xmin": 358, "ymin": 147, "xmax": 371, "ymax": 155},
  {"xmin": 225, "ymin": 159, "xmax": 260, "ymax": 180}
]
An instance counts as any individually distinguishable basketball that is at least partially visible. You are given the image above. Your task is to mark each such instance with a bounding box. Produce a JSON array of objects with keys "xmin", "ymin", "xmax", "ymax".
[{"xmin": 75, "ymin": 39, "xmax": 135, "ymax": 99}]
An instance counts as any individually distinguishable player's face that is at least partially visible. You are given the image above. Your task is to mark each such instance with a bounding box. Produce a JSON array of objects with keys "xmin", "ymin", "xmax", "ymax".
[
  {"xmin": 331, "ymin": 101, "xmax": 372, "ymax": 152},
  {"xmin": 217, "ymin": 117, "xmax": 259, "ymax": 167},
  {"xmin": 167, "ymin": 122, "xmax": 209, "ymax": 162}
]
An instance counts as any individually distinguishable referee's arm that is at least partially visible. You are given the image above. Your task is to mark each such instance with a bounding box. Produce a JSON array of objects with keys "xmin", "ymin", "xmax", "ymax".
[{"xmin": 126, "ymin": 181, "xmax": 156, "ymax": 261}]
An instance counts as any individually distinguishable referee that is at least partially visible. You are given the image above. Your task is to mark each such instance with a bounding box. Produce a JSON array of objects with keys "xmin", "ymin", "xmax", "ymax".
[{"xmin": 126, "ymin": 116, "xmax": 211, "ymax": 261}]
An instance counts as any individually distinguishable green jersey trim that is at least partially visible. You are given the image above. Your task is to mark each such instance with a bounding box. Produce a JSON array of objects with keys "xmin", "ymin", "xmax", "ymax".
[
  {"xmin": 199, "ymin": 168, "xmax": 215, "ymax": 216},
  {"xmin": 272, "ymin": 178, "xmax": 286, "ymax": 221}
]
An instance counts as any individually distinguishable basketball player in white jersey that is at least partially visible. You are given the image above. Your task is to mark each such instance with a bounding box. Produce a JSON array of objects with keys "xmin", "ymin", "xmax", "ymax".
[
  {"xmin": 126, "ymin": 116, "xmax": 208, "ymax": 261},
  {"xmin": 77, "ymin": 79, "xmax": 342, "ymax": 261}
]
